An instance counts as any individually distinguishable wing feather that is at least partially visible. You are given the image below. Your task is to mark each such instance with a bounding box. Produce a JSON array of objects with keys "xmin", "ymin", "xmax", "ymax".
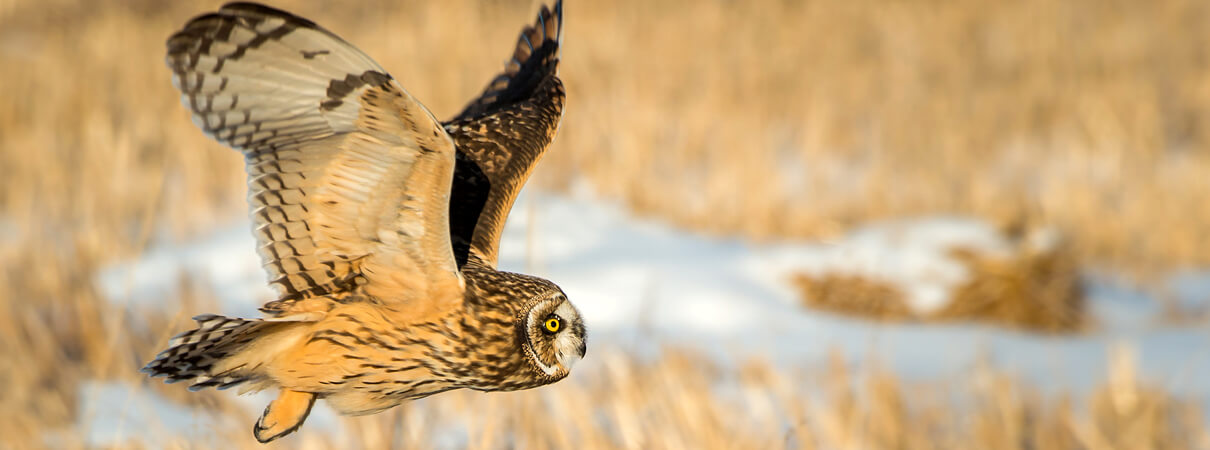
[
  {"xmin": 167, "ymin": 2, "xmax": 462, "ymax": 312},
  {"xmin": 445, "ymin": 1, "xmax": 566, "ymax": 267}
]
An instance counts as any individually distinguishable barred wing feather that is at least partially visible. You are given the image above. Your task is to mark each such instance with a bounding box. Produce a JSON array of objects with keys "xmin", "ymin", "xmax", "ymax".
[
  {"xmin": 167, "ymin": 2, "xmax": 463, "ymax": 311},
  {"xmin": 445, "ymin": 1, "xmax": 566, "ymax": 268}
]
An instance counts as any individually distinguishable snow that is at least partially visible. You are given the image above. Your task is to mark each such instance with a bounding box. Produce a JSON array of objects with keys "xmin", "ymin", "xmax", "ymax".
[
  {"xmin": 97, "ymin": 222, "xmax": 273, "ymax": 317},
  {"xmin": 69, "ymin": 381, "xmax": 227, "ymax": 446},
  {"xmin": 1167, "ymin": 270, "xmax": 1210, "ymax": 313},
  {"xmin": 92, "ymin": 190, "xmax": 1210, "ymax": 444},
  {"xmin": 775, "ymin": 217, "xmax": 1015, "ymax": 314},
  {"xmin": 68, "ymin": 381, "xmax": 342, "ymax": 447}
]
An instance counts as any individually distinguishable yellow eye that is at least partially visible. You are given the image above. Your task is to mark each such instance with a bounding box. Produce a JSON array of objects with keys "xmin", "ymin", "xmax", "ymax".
[{"xmin": 543, "ymin": 316, "xmax": 561, "ymax": 333}]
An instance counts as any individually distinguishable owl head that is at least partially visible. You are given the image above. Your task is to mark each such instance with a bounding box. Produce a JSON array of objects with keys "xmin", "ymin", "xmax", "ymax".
[{"xmin": 519, "ymin": 288, "xmax": 586, "ymax": 379}]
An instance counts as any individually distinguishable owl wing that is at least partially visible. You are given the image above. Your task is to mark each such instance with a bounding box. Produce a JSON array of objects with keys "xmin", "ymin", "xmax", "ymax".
[
  {"xmin": 445, "ymin": 1, "xmax": 565, "ymax": 268},
  {"xmin": 167, "ymin": 2, "xmax": 463, "ymax": 312}
]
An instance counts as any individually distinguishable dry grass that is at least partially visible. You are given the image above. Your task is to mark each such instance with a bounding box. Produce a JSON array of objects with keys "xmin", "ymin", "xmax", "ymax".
[
  {"xmin": 935, "ymin": 234, "xmax": 1085, "ymax": 332},
  {"xmin": 792, "ymin": 224, "xmax": 1086, "ymax": 332},
  {"xmin": 334, "ymin": 347, "xmax": 1208, "ymax": 450},
  {"xmin": 16, "ymin": 338, "xmax": 1210, "ymax": 449},
  {"xmin": 3, "ymin": 0, "xmax": 1210, "ymax": 274},
  {"xmin": 791, "ymin": 273, "xmax": 917, "ymax": 322},
  {"xmin": 552, "ymin": 0, "xmax": 1210, "ymax": 277},
  {"xmin": 1, "ymin": 0, "xmax": 1208, "ymax": 448}
]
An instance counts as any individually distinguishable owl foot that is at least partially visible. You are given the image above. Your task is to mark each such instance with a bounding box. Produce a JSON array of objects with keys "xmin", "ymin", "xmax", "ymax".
[{"xmin": 253, "ymin": 389, "xmax": 317, "ymax": 443}]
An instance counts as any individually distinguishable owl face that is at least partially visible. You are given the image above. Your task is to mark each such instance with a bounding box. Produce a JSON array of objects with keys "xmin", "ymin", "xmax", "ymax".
[{"xmin": 520, "ymin": 290, "xmax": 586, "ymax": 379}]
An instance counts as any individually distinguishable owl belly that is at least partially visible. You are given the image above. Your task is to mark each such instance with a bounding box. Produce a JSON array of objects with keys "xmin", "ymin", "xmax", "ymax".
[
  {"xmin": 320, "ymin": 368, "xmax": 462, "ymax": 416},
  {"xmin": 267, "ymin": 303, "xmax": 470, "ymax": 416}
]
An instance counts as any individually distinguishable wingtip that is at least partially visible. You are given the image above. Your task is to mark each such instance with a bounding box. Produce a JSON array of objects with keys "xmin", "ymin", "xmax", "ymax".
[
  {"xmin": 546, "ymin": 1, "xmax": 564, "ymax": 44},
  {"xmin": 554, "ymin": 0, "xmax": 564, "ymax": 31},
  {"xmin": 550, "ymin": 1, "xmax": 564, "ymax": 54},
  {"xmin": 447, "ymin": 0, "xmax": 566, "ymax": 121},
  {"xmin": 531, "ymin": 1, "xmax": 562, "ymax": 66}
]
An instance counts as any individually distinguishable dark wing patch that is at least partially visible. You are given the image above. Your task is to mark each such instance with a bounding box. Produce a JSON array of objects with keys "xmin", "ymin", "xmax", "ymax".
[{"xmin": 445, "ymin": 1, "xmax": 566, "ymax": 267}]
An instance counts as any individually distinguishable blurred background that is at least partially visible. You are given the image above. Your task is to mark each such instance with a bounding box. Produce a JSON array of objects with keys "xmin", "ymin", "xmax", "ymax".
[{"xmin": 2, "ymin": 0, "xmax": 1210, "ymax": 448}]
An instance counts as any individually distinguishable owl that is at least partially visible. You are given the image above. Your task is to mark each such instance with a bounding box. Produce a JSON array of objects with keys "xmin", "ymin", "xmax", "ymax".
[{"xmin": 141, "ymin": 1, "xmax": 585, "ymax": 443}]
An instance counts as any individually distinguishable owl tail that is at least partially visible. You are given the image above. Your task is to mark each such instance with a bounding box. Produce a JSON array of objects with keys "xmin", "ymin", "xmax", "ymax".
[{"xmin": 142, "ymin": 314, "xmax": 311, "ymax": 391}]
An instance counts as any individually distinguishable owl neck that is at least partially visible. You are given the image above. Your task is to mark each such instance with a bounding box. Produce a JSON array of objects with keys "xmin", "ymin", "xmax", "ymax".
[
  {"xmin": 451, "ymin": 257, "xmax": 558, "ymax": 390},
  {"xmin": 458, "ymin": 257, "xmax": 533, "ymax": 312}
]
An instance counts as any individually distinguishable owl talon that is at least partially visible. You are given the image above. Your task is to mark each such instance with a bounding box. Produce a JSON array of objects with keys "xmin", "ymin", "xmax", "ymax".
[{"xmin": 253, "ymin": 389, "xmax": 317, "ymax": 443}]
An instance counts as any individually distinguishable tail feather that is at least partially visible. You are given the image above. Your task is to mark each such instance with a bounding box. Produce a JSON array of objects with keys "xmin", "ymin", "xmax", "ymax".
[{"xmin": 143, "ymin": 314, "xmax": 290, "ymax": 390}]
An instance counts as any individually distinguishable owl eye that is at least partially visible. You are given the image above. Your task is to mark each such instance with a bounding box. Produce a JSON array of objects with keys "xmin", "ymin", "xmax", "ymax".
[{"xmin": 543, "ymin": 315, "xmax": 561, "ymax": 334}]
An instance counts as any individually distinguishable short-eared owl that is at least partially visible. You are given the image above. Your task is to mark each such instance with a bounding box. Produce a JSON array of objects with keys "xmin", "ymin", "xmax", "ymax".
[{"xmin": 142, "ymin": 1, "xmax": 584, "ymax": 443}]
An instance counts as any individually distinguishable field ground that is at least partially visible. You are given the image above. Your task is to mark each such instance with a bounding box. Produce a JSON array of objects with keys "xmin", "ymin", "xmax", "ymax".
[{"xmin": 2, "ymin": 0, "xmax": 1209, "ymax": 448}]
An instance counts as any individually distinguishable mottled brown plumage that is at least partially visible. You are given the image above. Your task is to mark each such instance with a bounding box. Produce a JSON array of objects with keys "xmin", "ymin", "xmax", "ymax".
[{"xmin": 142, "ymin": 1, "xmax": 583, "ymax": 443}]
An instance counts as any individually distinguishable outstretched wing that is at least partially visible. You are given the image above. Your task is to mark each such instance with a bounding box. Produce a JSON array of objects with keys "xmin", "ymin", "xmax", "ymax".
[
  {"xmin": 445, "ymin": 1, "xmax": 565, "ymax": 268},
  {"xmin": 167, "ymin": 2, "xmax": 463, "ymax": 312}
]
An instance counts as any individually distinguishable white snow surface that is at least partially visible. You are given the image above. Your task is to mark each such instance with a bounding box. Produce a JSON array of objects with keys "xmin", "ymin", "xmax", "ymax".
[
  {"xmin": 93, "ymin": 191, "xmax": 1210, "ymax": 445},
  {"xmin": 68, "ymin": 381, "xmax": 344, "ymax": 447}
]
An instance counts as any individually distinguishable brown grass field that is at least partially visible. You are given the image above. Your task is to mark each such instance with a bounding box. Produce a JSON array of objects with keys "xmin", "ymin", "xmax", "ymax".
[{"xmin": 2, "ymin": 0, "xmax": 1209, "ymax": 448}]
